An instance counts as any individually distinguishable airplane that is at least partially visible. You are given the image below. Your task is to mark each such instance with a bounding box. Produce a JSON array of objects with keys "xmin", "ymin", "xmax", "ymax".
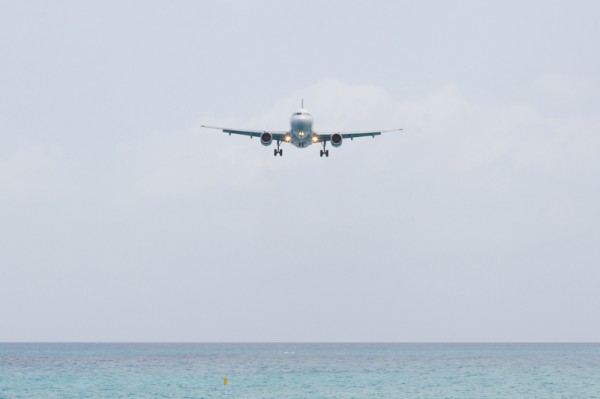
[{"xmin": 201, "ymin": 101, "xmax": 401, "ymax": 157}]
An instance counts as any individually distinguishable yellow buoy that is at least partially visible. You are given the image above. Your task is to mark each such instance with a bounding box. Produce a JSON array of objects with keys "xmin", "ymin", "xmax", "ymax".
[{"xmin": 224, "ymin": 377, "xmax": 228, "ymax": 385}]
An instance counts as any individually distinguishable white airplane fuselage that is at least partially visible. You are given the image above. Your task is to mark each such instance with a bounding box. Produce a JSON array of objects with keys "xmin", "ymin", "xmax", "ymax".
[{"xmin": 289, "ymin": 108, "xmax": 315, "ymax": 148}]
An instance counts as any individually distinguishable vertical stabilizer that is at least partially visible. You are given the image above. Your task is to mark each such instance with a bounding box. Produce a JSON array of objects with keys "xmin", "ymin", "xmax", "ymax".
[{"xmin": 302, "ymin": 98, "xmax": 304, "ymax": 108}]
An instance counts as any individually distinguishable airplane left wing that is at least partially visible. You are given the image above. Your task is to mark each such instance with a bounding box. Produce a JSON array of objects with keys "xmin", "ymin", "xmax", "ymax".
[
  {"xmin": 314, "ymin": 128, "xmax": 402, "ymax": 142},
  {"xmin": 201, "ymin": 125, "xmax": 287, "ymax": 141}
]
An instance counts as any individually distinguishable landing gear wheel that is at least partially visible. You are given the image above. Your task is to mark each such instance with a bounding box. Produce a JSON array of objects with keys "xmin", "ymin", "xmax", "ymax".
[
  {"xmin": 320, "ymin": 142, "xmax": 329, "ymax": 158},
  {"xmin": 274, "ymin": 141, "xmax": 283, "ymax": 156}
]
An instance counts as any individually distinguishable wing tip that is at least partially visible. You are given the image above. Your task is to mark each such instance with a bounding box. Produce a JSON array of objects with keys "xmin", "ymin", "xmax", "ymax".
[{"xmin": 201, "ymin": 125, "xmax": 223, "ymax": 130}]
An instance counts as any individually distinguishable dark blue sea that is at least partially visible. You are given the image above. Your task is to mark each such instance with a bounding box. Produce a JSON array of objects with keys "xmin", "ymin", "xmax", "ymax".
[{"xmin": 1, "ymin": 343, "xmax": 599, "ymax": 398}]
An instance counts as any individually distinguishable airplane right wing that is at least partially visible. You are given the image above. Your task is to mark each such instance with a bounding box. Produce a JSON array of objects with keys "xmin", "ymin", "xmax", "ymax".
[{"xmin": 201, "ymin": 125, "xmax": 288, "ymax": 141}]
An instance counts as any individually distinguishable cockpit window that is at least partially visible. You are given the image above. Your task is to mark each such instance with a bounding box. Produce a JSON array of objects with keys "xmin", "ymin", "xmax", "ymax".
[{"xmin": 294, "ymin": 112, "xmax": 301, "ymax": 115}]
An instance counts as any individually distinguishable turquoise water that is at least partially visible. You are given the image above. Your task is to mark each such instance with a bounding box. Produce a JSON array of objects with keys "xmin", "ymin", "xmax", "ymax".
[{"xmin": 1, "ymin": 343, "xmax": 599, "ymax": 398}]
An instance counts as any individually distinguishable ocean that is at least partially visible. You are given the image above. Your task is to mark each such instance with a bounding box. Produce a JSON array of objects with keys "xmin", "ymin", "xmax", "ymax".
[{"xmin": 1, "ymin": 343, "xmax": 599, "ymax": 398}]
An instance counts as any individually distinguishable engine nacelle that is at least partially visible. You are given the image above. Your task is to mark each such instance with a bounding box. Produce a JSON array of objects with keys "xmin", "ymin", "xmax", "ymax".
[
  {"xmin": 260, "ymin": 132, "xmax": 273, "ymax": 146},
  {"xmin": 331, "ymin": 133, "xmax": 343, "ymax": 148}
]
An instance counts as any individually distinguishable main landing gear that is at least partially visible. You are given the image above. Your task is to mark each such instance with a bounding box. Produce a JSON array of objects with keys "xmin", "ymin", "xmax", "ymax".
[
  {"xmin": 320, "ymin": 141, "xmax": 329, "ymax": 157},
  {"xmin": 274, "ymin": 141, "xmax": 283, "ymax": 156}
]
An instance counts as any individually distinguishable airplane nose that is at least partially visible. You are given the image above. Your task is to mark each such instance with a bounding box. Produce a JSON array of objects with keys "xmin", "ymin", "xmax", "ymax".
[{"xmin": 293, "ymin": 120, "xmax": 312, "ymax": 131}]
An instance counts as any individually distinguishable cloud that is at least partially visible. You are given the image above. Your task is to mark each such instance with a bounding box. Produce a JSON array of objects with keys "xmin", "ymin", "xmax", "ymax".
[
  {"xmin": 0, "ymin": 137, "xmax": 67, "ymax": 201},
  {"xmin": 250, "ymin": 78, "xmax": 600, "ymax": 179},
  {"xmin": 2, "ymin": 78, "xmax": 600, "ymax": 341},
  {"xmin": 535, "ymin": 73, "xmax": 598, "ymax": 101}
]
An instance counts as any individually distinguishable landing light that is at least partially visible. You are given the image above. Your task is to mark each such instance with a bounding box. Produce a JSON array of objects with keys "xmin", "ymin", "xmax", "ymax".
[
  {"xmin": 312, "ymin": 136, "xmax": 319, "ymax": 142},
  {"xmin": 285, "ymin": 135, "xmax": 291, "ymax": 142}
]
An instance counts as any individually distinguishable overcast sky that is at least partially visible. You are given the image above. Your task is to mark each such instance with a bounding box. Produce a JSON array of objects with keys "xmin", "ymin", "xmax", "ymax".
[{"xmin": 1, "ymin": 0, "xmax": 599, "ymax": 342}]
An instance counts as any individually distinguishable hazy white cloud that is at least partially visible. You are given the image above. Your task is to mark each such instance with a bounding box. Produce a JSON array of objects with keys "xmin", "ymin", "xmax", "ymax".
[
  {"xmin": 0, "ymin": 137, "xmax": 67, "ymax": 200},
  {"xmin": 535, "ymin": 73, "xmax": 597, "ymax": 102},
  {"xmin": 2, "ymin": 1, "xmax": 600, "ymax": 342}
]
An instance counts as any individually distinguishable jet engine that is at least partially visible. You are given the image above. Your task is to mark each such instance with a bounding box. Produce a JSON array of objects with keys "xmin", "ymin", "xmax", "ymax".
[
  {"xmin": 260, "ymin": 132, "xmax": 273, "ymax": 146},
  {"xmin": 331, "ymin": 133, "xmax": 343, "ymax": 148}
]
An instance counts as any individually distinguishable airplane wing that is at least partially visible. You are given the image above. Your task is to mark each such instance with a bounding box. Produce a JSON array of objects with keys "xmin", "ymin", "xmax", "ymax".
[
  {"xmin": 314, "ymin": 128, "xmax": 402, "ymax": 142},
  {"xmin": 201, "ymin": 125, "xmax": 288, "ymax": 141}
]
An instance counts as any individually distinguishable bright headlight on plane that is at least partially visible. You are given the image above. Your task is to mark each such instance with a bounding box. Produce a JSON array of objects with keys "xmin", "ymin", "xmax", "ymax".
[
  {"xmin": 285, "ymin": 135, "xmax": 291, "ymax": 142},
  {"xmin": 312, "ymin": 135, "xmax": 318, "ymax": 142}
]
